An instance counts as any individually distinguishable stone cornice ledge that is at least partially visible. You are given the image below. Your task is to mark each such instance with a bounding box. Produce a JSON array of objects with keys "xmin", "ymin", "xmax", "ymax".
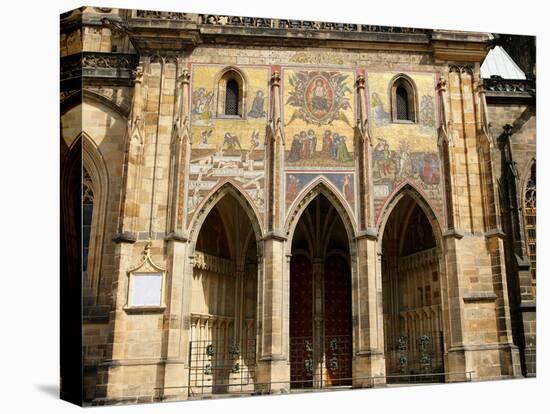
[
  {"xmin": 164, "ymin": 231, "xmax": 189, "ymax": 243},
  {"xmin": 515, "ymin": 253, "xmax": 531, "ymax": 270},
  {"xmin": 123, "ymin": 305, "xmax": 166, "ymax": 314},
  {"xmin": 355, "ymin": 228, "xmax": 378, "ymax": 241},
  {"xmin": 112, "ymin": 232, "xmax": 137, "ymax": 243},
  {"xmin": 463, "ymin": 292, "xmax": 497, "ymax": 302},
  {"xmin": 484, "ymin": 228, "xmax": 506, "ymax": 240},
  {"xmin": 519, "ymin": 301, "xmax": 536, "ymax": 311},
  {"xmin": 263, "ymin": 230, "xmax": 287, "ymax": 242},
  {"xmin": 443, "ymin": 229, "xmax": 465, "ymax": 239}
]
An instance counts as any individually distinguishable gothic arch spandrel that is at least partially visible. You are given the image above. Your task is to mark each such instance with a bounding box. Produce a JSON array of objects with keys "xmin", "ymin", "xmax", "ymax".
[
  {"xmin": 376, "ymin": 182, "xmax": 443, "ymax": 247},
  {"xmin": 285, "ymin": 177, "xmax": 357, "ymax": 252},
  {"xmin": 187, "ymin": 179, "xmax": 264, "ymax": 252}
]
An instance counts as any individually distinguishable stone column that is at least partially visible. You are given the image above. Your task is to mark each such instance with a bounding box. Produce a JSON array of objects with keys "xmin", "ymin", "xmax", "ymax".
[
  {"xmin": 440, "ymin": 65, "xmax": 520, "ymax": 381},
  {"xmin": 97, "ymin": 66, "xmax": 146, "ymax": 403},
  {"xmin": 113, "ymin": 66, "xmax": 145, "ymax": 243},
  {"xmin": 352, "ymin": 73, "xmax": 385, "ymax": 387},
  {"xmin": 312, "ymin": 258, "xmax": 325, "ymax": 387},
  {"xmin": 256, "ymin": 70, "xmax": 290, "ymax": 393},
  {"xmin": 353, "ymin": 235, "xmax": 386, "ymax": 387},
  {"xmin": 162, "ymin": 63, "xmax": 193, "ymax": 401}
]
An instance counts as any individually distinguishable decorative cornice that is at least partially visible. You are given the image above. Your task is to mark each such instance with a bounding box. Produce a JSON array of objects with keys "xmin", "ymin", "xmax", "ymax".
[
  {"xmin": 484, "ymin": 75, "xmax": 536, "ymax": 98},
  {"xmin": 81, "ymin": 52, "xmax": 138, "ymax": 69},
  {"xmin": 135, "ymin": 10, "xmax": 193, "ymax": 21},
  {"xmin": 199, "ymin": 14, "xmax": 429, "ymax": 34},
  {"xmin": 60, "ymin": 52, "xmax": 139, "ymax": 84}
]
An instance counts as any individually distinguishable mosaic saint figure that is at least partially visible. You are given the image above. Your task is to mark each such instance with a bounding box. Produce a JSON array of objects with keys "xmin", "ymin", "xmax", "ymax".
[
  {"xmin": 307, "ymin": 129, "xmax": 317, "ymax": 156},
  {"xmin": 374, "ymin": 138, "xmax": 393, "ymax": 178},
  {"xmin": 192, "ymin": 88, "xmax": 214, "ymax": 120},
  {"xmin": 330, "ymin": 133, "xmax": 340, "ymax": 159},
  {"xmin": 287, "ymin": 175, "xmax": 300, "ymax": 201},
  {"xmin": 299, "ymin": 130, "xmax": 310, "ymax": 159},
  {"xmin": 248, "ymin": 90, "xmax": 267, "ymax": 118},
  {"xmin": 311, "ymin": 79, "xmax": 330, "ymax": 112},
  {"xmin": 336, "ymin": 136, "xmax": 353, "ymax": 163},
  {"xmin": 322, "ymin": 130, "xmax": 333, "ymax": 155},
  {"xmin": 422, "ymin": 153, "xmax": 440, "ymax": 184},
  {"xmin": 288, "ymin": 134, "xmax": 302, "ymax": 162},
  {"xmin": 342, "ymin": 174, "xmax": 353, "ymax": 203}
]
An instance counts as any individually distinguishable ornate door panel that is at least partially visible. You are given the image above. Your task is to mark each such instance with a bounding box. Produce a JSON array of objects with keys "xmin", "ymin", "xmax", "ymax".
[
  {"xmin": 289, "ymin": 254, "xmax": 313, "ymax": 388},
  {"xmin": 324, "ymin": 254, "xmax": 352, "ymax": 385}
]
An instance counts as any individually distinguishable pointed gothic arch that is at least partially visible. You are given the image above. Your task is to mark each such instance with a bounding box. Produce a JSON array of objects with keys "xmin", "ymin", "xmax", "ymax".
[
  {"xmin": 285, "ymin": 177, "xmax": 357, "ymax": 254},
  {"xmin": 60, "ymin": 133, "xmax": 109, "ymax": 305},
  {"xmin": 521, "ymin": 159, "xmax": 536, "ymax": 282},
  {"xmin": 389, "ymin": 73, "xmax": 418, "ymax": 123},
  {"xmin": 188, "ymin": 179, "xmax": 263, "ymax": 255},
  {"xmin": 81, "ymin": 133, "xmax": 109, "ymax": 302},
  {"xmin": 214, "ymin": 66, "xmax": 248, "ymax": 118},
  {"xmin": 377, "ymin": 182, "xmax": 443, "ymax": 247},
  {"xmin": 378, "ymin": 184, "xmax": 446, "ymax": 381},
  {"xmin": 188, "ymin": 179, "xmax": 262, "ymax": 395}
]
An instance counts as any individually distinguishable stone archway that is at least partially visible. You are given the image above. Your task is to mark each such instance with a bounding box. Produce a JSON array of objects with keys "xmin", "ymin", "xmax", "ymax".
[
  {"xmin": 188, "ymin": 190, "xmax": 260, "ymax": 395},
  {"xmin": 380, "ymin": 193, "xmax": 444, "ymax": 382},
  {"xmin": 289, "ymin": 193, "xmax": 353, "ymax": 389}
]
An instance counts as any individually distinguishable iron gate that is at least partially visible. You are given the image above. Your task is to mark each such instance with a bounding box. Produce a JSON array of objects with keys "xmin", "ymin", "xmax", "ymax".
[
  {"xmin": 188, "ymin": 338, "xmax": 256, "ymax": 396},
  {"xmin": 289, "ymin": 335, "xmax": 352, "ymax": 389},
  {"xmin": 385, "ymin": 331, "xmax": 444, "ymax": 383}
]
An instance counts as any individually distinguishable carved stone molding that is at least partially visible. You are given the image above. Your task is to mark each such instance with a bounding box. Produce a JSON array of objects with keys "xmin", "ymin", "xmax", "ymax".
[
  {"xmin": 136, "ymin": 10, "xmax": 192, "ymax": 21},
  {"xmin": 448, "ymin": 64, "xmax": 474, "ymax": 75},
  {"xmin": 193, "ymin": 250, "xmax": 235, "ymax": 276},
  {"xmin": 199, "ymin": 13, "xmax": 429, "ymax": 34},
  {"xmin": 61, "ymin": 52, "xmax": 139, "ymax": 84},
  {"xmin": 484, "ymin": 76, "xmax": 535, "ymax": 96},
  {"xmin": 82, "ymin": 53, "xmax": 138, "ymax": 69}
]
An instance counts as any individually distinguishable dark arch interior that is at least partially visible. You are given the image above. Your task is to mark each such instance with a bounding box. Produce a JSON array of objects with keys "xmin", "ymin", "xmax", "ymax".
[
  {"xmin": 396, "ymin": 85, "xmax": 409, "ymax": 120},
  {"xmin": 290, "ymin": 193, "xmax": 352, "ymax": 388},
  {"xmin": 225, "ymin": 78, "xmax": 240, "ymax": 116},
  {"xmin": 381, "ymin": 194, "xmax": 443, "ymax": 382},
  {"xmin": 191, "ymin": 193, "xmax": 258, "ymax": 393}
]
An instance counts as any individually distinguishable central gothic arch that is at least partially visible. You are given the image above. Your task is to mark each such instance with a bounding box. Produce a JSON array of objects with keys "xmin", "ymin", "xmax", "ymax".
[{"xmin": 285, "ymin": 181, "xmax": 357, "ymax": 389}]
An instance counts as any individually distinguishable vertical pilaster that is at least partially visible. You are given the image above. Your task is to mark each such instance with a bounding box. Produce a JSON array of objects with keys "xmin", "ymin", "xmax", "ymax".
[
  {"xmin": 312, "ymin": 258, "xmax": 325, "ymax": 387},
  {"xmin": 161, "ymin": 62, "xmax": 193, "ymax": 401},
  {"xmin": 256, "ymin": 70, "xmax": 290, "ymax": 392},
  {"xmin": 353, "ymin": 235, "xmax": 385, "ymax": 386},
  {"xmin": 113, "ymin": 66, "xmax": 145, "ymax": 243},
  {"xmin": 352, "ymin": 73, "xmax": 385, "ymax": 386}
]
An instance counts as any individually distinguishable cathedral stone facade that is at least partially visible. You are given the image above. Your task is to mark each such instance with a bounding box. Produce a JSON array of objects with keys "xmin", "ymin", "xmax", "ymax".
[{"xmin": 60, "ymin": 7, "xmax": 536, "ymax": 405}]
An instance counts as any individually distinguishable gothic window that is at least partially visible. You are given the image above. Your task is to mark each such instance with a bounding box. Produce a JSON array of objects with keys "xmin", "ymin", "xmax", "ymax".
[
  {"xmin": 524, "ymin": 162, "xmax": 536, "ymax": 280},
  {"xmin": 391, "ymin": 75, "xmax": 416, "ymax": 122},
  {"xmin": 225, "ymin": 79, "xmax": 240, "ymax": 116},
  {"xmin": 82, "ymin": 168, "xmax": 94, "ymax": 272},
  {"xmin": 216, "ymin": 68, "xmax": 245, "ymax": 118},
  {"xmin": 396, "ymin": 86, "xmax": 409, "ymax": 120}
]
